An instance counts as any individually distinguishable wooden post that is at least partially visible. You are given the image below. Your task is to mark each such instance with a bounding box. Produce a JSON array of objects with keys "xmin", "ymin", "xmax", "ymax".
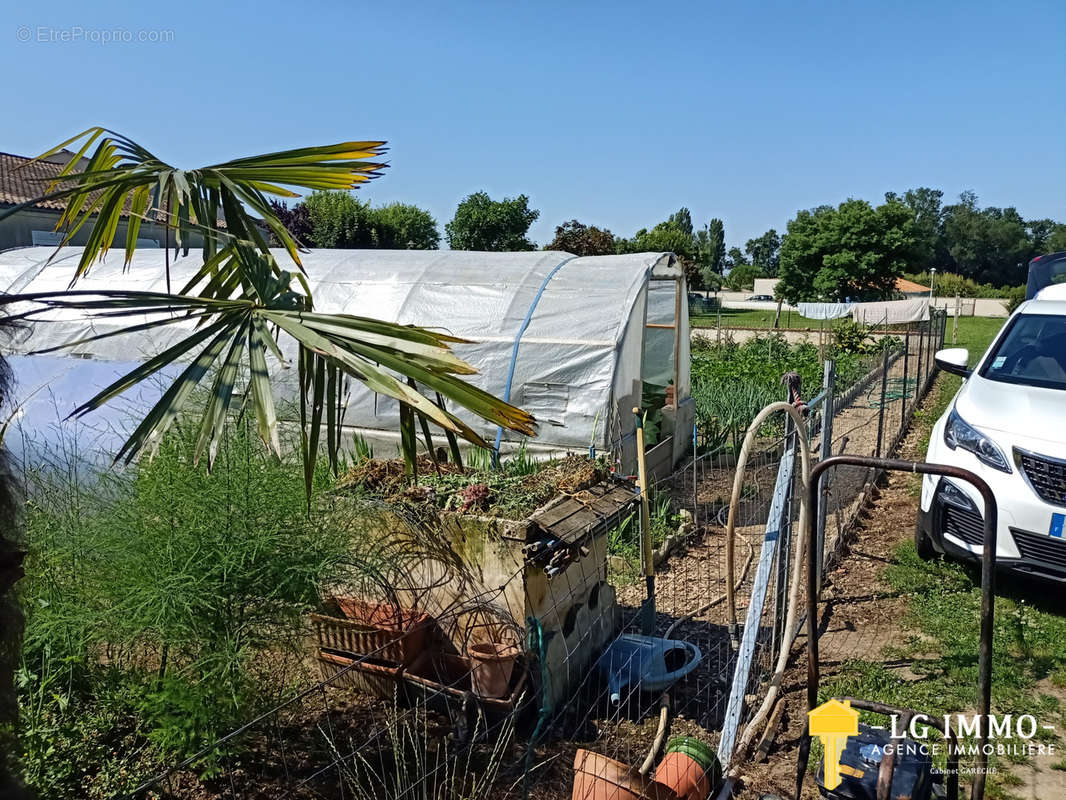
[
  {"xmin": 634, "ymin": 407, "xmax": 655, "ymax": 634},
  {"xmin": 953, "ymin": 293, "xmax": 960, "ymax": 344}
]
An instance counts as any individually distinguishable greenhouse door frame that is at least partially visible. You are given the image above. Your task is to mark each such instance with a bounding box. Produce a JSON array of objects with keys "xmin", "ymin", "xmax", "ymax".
[{"xmin": 643, "ymin": 275, "xmax": 684, "ymax": 478}]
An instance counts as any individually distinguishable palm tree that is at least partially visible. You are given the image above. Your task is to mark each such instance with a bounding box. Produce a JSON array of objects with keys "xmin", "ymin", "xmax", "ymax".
[{"xmin": 0, "ymin": 128, "xmax": 535, "ymax": 494}]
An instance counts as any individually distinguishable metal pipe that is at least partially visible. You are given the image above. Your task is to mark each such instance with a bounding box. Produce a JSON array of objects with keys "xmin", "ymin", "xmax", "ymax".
[{"xmin": 796, "ymin": 455, "xmax": 997, "ymax": 800}]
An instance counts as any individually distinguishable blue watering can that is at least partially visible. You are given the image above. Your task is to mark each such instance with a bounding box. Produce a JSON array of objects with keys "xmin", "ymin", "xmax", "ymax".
[{"xmin": 597, "ymin": 633, "xmax": 702, "ymax": 703}]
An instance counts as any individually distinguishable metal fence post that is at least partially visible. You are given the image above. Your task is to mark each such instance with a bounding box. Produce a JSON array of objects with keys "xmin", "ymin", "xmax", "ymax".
[
  {"xmin": 915, "ymin": 320, "xmax": 925, "ymax": 398},
  {"xmin": 816, "ymin": 360, "xmax": 835, "ymax": 589},
  {"xmin": 874, "ymin": 348, "xmax": 889, "ymax": 458},
  {"xmin": 901, "ymin": 329, "xmax": 911, "ymax": 430}
]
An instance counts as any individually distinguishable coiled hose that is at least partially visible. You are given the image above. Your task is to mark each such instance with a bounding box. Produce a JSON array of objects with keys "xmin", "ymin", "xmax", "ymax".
[{"xmin": 722, "ymin": 401, "xmax": 813, "ymax": 769}]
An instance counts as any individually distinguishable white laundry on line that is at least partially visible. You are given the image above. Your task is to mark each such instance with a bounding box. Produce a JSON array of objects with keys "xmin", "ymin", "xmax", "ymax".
[
  {"xmin": 851, "ymin": 298, "xmax": 930, "ymax": 325},
  {"xmin": 797, "ymin": 302, "xmax": 854, "ymax": 320}
]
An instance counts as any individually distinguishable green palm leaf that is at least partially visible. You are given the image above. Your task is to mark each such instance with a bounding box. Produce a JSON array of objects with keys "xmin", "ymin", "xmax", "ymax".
[{"xmin": 1, "ymin": 127, "xmax": 388, "ymax": 278}]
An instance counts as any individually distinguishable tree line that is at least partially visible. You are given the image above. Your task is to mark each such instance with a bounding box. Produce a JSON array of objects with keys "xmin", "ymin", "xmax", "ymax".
[{"xmin": 272, "ymin": 187, "xmax": 1065, "ymax": 303}]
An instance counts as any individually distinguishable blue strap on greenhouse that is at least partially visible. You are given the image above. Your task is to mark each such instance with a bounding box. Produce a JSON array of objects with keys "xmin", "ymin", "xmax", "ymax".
[{"xmin": 493, "ymin": 256, "xmax": 578, "ymax": 462}]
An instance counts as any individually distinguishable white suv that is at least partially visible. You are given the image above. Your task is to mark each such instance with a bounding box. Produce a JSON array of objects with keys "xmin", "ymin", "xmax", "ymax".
[{"xmin": 917, "ymin": 281, "xmax": 1066, "ymax": 580}]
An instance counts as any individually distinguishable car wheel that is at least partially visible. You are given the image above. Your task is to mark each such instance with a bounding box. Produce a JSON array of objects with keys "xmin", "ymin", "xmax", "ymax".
[{"xmin": 914, "ymin": 518, "xmax": 937, "ymax": 561}]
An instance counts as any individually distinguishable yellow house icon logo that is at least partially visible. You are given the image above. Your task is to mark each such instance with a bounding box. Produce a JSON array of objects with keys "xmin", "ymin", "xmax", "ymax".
[{"xmin": 809, "ymin": 698, "xmax": 860, "ymax": 790}]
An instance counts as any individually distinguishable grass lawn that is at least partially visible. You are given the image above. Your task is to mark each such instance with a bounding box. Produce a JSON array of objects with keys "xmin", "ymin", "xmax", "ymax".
[
  {"xmin": 691, "ymin": 307, "xmax": 816, "ymax": 329},
  {"xmin": 821, "ymin": 315, "xmax": 1066, "ymax": 798},
  {"xmin": 691, "ymin": 307, "xmax": 1012, "ymax": 335}
]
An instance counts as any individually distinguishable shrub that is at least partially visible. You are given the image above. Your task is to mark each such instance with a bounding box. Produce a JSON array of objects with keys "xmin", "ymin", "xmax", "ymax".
[
  {"xmin": 1003, "ymin": 285, "xmax": 1027, "ymax": 313},
  {"xmin": 19, "ymin": 418, "xmax": 360, "ymax": 795},
  {"xmin": 832, "ymin": 320, "xmax": 875, "ymax": 354},
  {"xmin": 902, "ymin": 271, "xmax": 1021, "ymax": 299}
]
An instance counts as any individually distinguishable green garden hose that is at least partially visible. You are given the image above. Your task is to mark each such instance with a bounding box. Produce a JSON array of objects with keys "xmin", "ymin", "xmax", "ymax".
[
  {"xmin": 866, "ymin": 376, "xmax": 917, "ymax": 407},
  {"xmin": 522, "ymin": 616, "xmax": 551, "ymax": 800}
]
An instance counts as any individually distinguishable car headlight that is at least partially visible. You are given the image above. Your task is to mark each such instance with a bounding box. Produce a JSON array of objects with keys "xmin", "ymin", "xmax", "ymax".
[{"xmin": 943, "ymin": 409, "xmax": 1011, "ymax": 473}]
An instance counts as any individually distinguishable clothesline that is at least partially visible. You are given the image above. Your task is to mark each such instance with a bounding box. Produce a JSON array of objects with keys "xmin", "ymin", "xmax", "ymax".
[{"xmin": 797, "ymin": 298, "xmax": 930, "ymax": 325}]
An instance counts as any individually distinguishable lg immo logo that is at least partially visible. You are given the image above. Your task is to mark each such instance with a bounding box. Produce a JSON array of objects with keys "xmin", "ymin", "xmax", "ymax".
[
  {"xmin": 808, "ymin": 699, "xmax": 859, "ymax": 790},
  {"xmin": 888, "ymin": 713, "xmax": 1056, "ymax": 763},
  {"xmin": 809, "ymin": 698, "xmax": 1057, "ymax": 789}
]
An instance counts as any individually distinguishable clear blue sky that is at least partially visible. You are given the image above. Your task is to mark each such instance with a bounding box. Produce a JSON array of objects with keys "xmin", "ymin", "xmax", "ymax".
[{"xmin": 2, "ymin": 0, "xmax": 1063, "ymax": 250}]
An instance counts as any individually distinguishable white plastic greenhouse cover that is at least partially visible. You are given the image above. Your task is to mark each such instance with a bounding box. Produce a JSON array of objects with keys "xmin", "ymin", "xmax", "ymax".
[{"xmin": 0, "ymin": 247, "xmax": 688, "ymax": 470}]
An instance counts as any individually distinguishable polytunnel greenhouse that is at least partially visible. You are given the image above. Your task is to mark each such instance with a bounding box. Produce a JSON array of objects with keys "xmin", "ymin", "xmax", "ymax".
[{"xmin": 0, "ymin": 246, "xmax": 691, "ymax": 474}]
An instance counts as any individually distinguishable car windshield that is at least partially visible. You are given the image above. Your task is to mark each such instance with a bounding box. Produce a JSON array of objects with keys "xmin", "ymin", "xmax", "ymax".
[{"xmin": 980, "ymin": 314, "xmax": 1066, "ymax": 390}]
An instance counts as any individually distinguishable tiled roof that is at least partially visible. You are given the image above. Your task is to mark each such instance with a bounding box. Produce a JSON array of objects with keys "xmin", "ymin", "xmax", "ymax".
[
  {"xmin": 896, "ymin": 277, "xmax": 930, "ymax": 293},
  {"xmin": 0, "ymin": 151, "xmax": 232, "ymax": 227},
  {"xmin": 0, "ymin": 151, "xmax": 75, "ymax": 211},
  {"xmin": 0, "ymin": 150, "xmax": 168, "ymax": 221}
]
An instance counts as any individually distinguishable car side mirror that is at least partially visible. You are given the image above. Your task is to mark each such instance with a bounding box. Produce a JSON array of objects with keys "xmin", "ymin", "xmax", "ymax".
[{"xmin": 934, "ymin": 348, "xmax": 971, "ymax": 377}]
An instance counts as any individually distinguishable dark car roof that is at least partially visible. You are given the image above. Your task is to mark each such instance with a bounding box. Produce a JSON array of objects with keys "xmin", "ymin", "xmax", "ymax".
[{"xmin": 1027, "ymin": 251, "xmax": 1066, "ymax": 300}]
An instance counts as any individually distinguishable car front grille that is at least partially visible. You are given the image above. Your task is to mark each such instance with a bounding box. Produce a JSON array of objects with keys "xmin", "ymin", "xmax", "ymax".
[
  {"xmin": 943, "ymin": 504, "xmax": 985, "ymax": 547},
  {"xmin": 1011, "ymin": 529, "xmax": 1066, "ymax": 572},
  {"xmin": 1017, "ymin": 450, "xmax": 1066, "ymax": 507}
]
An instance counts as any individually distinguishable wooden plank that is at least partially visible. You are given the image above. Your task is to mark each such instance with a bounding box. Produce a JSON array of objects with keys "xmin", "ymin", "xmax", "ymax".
[
  {"xmin": 527, "ymin": 481, "xmax": 638, "ymax": 544},
  {"xmin": 547, "ymin": 496, "xmax": 637, "ymax": 542}
]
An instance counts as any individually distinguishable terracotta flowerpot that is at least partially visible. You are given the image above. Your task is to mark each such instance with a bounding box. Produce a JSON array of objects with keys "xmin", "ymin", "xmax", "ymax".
[
  {"xmin": 468, "ymin": 642, "xmax": 519, "ymax": 698},
  {"xmin": 572, "ymin": 750, "xmax": 678, "ymax": 800},
  {"xmin": 652, "ymin": 737, "xmax": 720, "ymax": 800}
]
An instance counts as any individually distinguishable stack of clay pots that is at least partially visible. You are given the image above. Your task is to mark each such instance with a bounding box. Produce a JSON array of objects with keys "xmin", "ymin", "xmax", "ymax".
[{"xmin": 572, "ymin": 736, "xmax": 721, "ymax": 800}]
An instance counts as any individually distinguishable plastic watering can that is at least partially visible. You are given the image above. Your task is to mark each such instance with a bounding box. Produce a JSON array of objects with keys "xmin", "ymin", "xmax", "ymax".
[{"xmin": 597, "ymin": 633, "xmax": 702, "ymax": 703}]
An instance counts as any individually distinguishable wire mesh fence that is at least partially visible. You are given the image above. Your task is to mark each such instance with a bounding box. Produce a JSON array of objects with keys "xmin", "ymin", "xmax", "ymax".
[{"xmin": 108, "ymin": 314, "xmax": 946, "ymax": 800}]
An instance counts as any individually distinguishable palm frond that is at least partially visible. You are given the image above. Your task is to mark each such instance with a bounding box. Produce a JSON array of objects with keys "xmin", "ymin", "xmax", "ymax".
[{"xmin": 1, "ymin": 127, "xmax": 388, "ymax": 278}]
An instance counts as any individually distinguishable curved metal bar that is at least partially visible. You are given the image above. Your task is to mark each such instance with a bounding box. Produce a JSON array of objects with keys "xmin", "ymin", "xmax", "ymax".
[{"xmin": 795, "ymin": 455, "xmax": 997, "ymax": 800}]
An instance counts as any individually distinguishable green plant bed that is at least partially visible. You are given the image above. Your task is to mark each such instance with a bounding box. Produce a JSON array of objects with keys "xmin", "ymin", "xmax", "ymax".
[
  {"xmin": 691, "ymin": 333, "xmax": 872, "ymax": 450},
  {"xmin": 336, "ymin": 451, "xmax": 610, "ymax": 520}
]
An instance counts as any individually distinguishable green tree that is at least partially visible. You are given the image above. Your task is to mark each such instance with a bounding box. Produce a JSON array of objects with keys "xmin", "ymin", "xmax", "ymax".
[
  {"xmin": 546, "ymin": 219, "xmax": 615, "ymax": 256},
  {"xmin": 777, "ymin": 198, "xmax": 919, "ymax": 303},
  {"xmin": 371, "ymin": 202, "xmax": 440, "ymax": 249},
  {"xmin": 619, "ymin": 222, "xmax": 696, "ymax": 261},
  {"xmin": 667, "ymin": 207, "xmax": 693, "ymax": 237},
  {"xmin": 723, "ymin": 246, "xmax": 748, "ymax": 272},
  {"xmin": 1048, "ymin": 224, "xmax": 1066, "ymax": 253},
  {"xmin": 885, "ymin": 187, "xmax": 946, "ymax": 268},
  {"xmin": 724, "ymin": 262, "xmax": 765, "ymax": 291},
  {"xmin": 305, "ymin": 190, "xmax": 373, "ymax": 247},
  {"xmin": 941, "ymin": 193, "xmax": 1032, "ymax": 285},
  {"xmin": 285, "ymin": 193, "xmax": 440, "ymax": 250},
  {"xmin": 744, "ymin": 228, "xmax": 781, "ymax": 276},
  {"xmin": 445, "ymin": 191, "xmax": 539, "ymax": 251},
  {"xmin": 1026, "ymin": 218, "xmax": 1057, "ymax": 256},
  {"xmin": 695, "ymin": 218, "xmax": 726, "ymax": 295},
  {"xmin": 617, "ymin": 220, "xmax": 701, "ymax": 288}
]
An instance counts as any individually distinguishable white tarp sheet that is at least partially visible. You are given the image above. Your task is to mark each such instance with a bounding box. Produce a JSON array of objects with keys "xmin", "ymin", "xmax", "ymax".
[
  {"xmin": 0, "ymin": 247, "xmax": 685, "ymax": 466},
  {"xmin": 851, "ymin": 297, "xmax": 930, "ymax": 325}
]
